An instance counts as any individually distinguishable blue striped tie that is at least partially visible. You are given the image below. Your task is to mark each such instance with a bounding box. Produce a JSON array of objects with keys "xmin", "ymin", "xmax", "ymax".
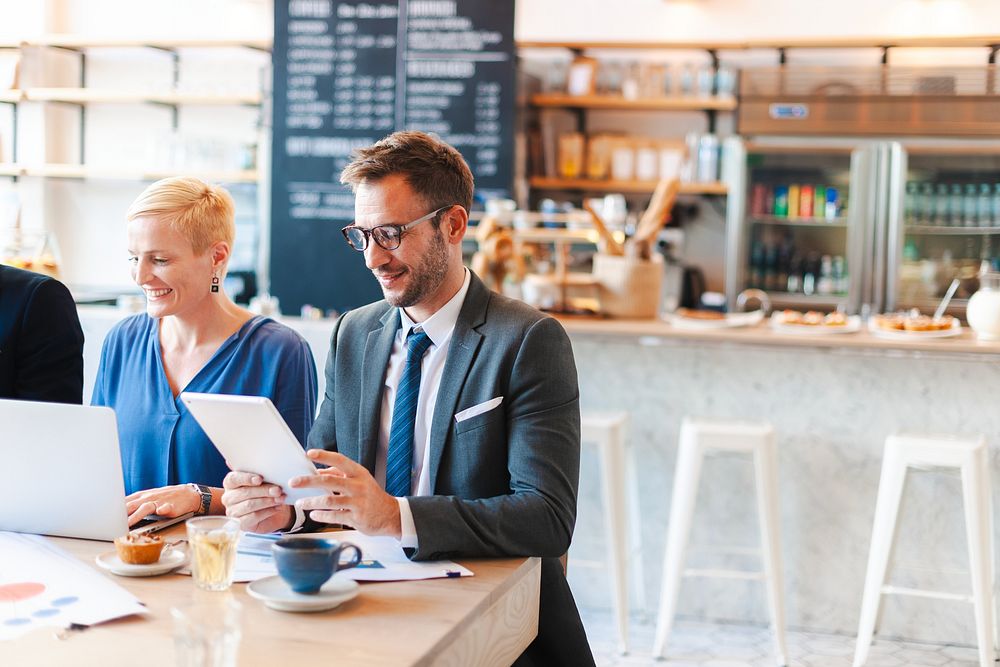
[{"xmin": 385, "ymin": 328, "xmax": 433, "ymax": 497}]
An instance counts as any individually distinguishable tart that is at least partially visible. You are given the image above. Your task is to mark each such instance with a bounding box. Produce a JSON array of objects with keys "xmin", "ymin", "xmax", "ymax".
[
  {"xmin": 675, "ymin": 307, "xmax": 726, "ymax": 320},
  {"xmin": 114, "ymin": 532, "xmax": 165, "ymax": 565}
]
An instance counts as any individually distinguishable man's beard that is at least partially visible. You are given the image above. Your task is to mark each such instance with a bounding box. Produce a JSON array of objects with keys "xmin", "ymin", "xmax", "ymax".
[{"xmin": 382, "ymin": 227, "xmax": 450, "ymax": 308}]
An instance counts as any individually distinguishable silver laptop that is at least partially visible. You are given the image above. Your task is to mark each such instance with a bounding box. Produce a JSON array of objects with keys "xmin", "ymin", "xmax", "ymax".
[{"xmin": 0, "ymin": 398, "xmax": 130, "ymax": 541}]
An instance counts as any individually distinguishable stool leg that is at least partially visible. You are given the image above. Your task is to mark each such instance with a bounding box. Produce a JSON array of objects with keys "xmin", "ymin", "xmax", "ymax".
[
  {"xmin": 853, "ymin": 450, "xmax": 908, "ymax": 667},
  {"xmin": 624, "ymin": 435, "xmax": 648, "ymax": 619},
  {"xmin": 598, "ymin": 426, "xmax": 629, "ymax": 655},
  {"xmin": 653, "ymin": 435, "xmax": 703, "ymax": 659},
  {"xmin": 754, "ymin": 438, "xmax": 787, "ymax": 667},
  {"xmin": 961, "ymin": 450, "xmax": 996, "ymax": 667}
]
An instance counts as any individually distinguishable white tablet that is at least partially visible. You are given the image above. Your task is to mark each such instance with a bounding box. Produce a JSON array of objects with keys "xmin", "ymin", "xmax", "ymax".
[{"xmin": 180, "ymin": 392, "xmax": 326, "ymax": 504}]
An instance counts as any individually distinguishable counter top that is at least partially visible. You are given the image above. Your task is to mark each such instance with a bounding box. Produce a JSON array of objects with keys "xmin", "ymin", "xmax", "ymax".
[{"xmin": 556, "ymin": 315, "xmax": 1000, "ymax": 356}]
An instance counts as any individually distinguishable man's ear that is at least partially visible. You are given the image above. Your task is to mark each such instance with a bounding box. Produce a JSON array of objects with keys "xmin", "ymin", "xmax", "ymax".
[{"xmin": 443, "ymin": 205, "xmax": 468, "ymax": 245}]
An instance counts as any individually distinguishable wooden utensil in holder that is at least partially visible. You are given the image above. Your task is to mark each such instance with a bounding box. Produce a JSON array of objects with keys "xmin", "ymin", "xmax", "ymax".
[{"xmin": 630, "ymin": 178, "xmax": 680, "ymax": 260}]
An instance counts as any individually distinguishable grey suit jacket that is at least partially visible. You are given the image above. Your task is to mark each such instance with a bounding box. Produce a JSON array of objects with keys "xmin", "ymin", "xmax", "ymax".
[
  {"xmin": 308, "ymin": 273, "xmax": 592, "ymax": 665},
  {"xmin": 308, "ymin": 271, "xmax": 580, "ymax": 559}
]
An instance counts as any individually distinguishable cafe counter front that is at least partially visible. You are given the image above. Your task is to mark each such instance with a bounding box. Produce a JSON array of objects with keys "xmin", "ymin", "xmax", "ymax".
[{"xmin": 77, "ymin": 307, "xmax": 1000, "ymax": 646}]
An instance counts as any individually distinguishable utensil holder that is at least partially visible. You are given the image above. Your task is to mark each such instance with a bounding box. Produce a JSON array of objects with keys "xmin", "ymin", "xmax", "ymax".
[{"xmin": 593, "ymin": 253, "xmax": 664, "ymax": 318}]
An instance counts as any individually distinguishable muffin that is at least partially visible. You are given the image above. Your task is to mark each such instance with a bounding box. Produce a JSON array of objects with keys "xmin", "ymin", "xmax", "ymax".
[{"xmin": 114, "ymin": 532, "xmax": 165, "ymax": 565}]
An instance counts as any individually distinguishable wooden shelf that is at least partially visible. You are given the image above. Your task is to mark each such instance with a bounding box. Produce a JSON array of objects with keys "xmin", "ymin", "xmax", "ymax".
[
  {"xmin": 518, "ymin": 36, "xmax": 1000, "ymax": 51},
  {"xmin": 14, "ymin": 164, "xmax": 258, "ymax": 182},
  {"xmin": 20, "ymin": 88, "xmax": 261, "ymax": 105},
  {"xmin": 906, "ymin": 225, "xmax": 1000, "ymax": 235},
  {"xmin": 751, "ymin": 215, "xmax": 849, "ymax": 227},
  {"xmin": 530, "ymin": 176, "xmax": 728, "ymax": 195},
  {"xmin": 25, "ymin": 36, "xmax": 272, "ymax": 51},
  {"xmin": 531, "ymin": 93, "xmax": 736, "ymax": 112},
  {"xmin": 527, "ymin": 273, "xmax": 601, "ymax": 287}
]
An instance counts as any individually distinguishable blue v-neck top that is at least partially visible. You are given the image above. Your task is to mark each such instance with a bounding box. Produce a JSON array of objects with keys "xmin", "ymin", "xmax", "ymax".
[{"xmin": 92, "ymin": 314, "xmax": 317, "ymax": 494}]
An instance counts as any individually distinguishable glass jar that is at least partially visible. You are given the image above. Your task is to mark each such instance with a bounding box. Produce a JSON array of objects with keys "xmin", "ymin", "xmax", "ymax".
[
  {"xmin": 967, "ymin": 271, "xmax": 1000, "ymax": 340},
  {"xmin": 0, "ymin": 228, "xmax": 61, "ymax": 280}
]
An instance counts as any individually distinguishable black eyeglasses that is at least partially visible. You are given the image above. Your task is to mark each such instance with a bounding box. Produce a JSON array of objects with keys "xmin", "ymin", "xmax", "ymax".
[{"xmin": 341, "ymin": 205, "xmax": 454, "ymax": 252}]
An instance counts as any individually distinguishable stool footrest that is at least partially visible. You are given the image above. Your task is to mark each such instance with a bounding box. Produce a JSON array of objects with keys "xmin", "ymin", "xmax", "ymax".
[
  {"xmin": 880, "ymin": 585, "xmax": 973, "ymax": 604},
  {"xmin": 683, "ymin": 568, "xmax": 765, "ymax": 581}
]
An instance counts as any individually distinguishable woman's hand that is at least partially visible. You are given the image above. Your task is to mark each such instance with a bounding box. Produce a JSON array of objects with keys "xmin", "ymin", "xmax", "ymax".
[{"xmin": 125, "ymin": 484, "xmax": 202, "ymax": 527}]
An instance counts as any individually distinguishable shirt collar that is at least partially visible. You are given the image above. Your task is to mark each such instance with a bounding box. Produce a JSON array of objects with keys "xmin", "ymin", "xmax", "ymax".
[{"xmin": 398, "ymin": 268, "xmax": 471, "ymax": 347}]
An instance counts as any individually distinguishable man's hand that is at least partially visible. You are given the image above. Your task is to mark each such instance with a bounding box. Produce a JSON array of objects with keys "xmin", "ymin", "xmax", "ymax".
[
  {"xmin": 125, "ymin": 485, "xmax": 201, "ymax": 527},
  {"xmin": 291, "ymin": 450, "xmax": 402, "ymax": 538},
  {"xmin": 221, "ymin": 471, "xmax": 293, "ymax": 534}
]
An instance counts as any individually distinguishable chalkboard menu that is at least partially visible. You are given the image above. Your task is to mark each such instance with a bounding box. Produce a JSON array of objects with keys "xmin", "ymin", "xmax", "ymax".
[{"xmin": 270, "ymin": 0, "xmax": 516, "ymax": 315}]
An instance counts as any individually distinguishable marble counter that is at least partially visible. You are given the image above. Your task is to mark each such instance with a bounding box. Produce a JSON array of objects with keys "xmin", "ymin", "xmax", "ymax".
[{"xmin": 565, "ymin": 323, "xmax": 1000, "ymax": 646}]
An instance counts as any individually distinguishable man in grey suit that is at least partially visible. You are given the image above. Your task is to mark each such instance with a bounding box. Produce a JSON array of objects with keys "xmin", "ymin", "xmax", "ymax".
[{"xmin": 222, "ymin": 131, "xmax": 593, "ymax": 666}]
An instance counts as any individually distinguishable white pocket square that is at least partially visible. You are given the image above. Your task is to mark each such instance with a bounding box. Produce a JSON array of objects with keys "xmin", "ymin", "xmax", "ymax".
[{"xmin": 454, "ymin": 396, "xmax": 503, "ymax": 423}]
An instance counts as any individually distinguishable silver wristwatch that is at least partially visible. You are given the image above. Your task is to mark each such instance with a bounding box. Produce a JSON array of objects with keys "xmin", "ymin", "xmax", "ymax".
[{"xmin": 189, "ymin": 483, "xmax": 212, "ymax": 515}]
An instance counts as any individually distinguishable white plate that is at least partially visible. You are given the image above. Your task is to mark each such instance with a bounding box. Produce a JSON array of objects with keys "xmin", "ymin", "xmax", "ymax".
[
  {"xmin": 667, "ymin": 309, "xmax": 765, "ymax": 330},
  {"xmin": 246, "ymin": 575, "xmax": 359, "ymax": 613},
  {"xmin": 868, "ymin": 316, "xmax": 963, "ymax": 340},
  {"xmin": 770, "ymin": 314, "xmax": 862, "ymax": 335},
  {"xmin": 95, "ymin": 547, "xmax": 186, "ymax": 577}
]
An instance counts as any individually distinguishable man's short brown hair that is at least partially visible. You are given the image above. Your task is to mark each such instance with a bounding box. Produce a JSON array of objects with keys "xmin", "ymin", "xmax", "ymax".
[{"xmin": 339, "ymin": 131, "xmax": 474, "ymax": 212}]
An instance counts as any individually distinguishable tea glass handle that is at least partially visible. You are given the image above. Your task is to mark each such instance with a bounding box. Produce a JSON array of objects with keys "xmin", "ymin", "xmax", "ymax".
[{"xmin": 336, "ymin": 544, "xmax": 363, "ymax": 571}]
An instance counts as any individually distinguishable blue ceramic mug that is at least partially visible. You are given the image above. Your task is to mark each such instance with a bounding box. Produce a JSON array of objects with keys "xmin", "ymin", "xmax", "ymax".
[{"xmin": 272, "ymin": 537, "xmax": 362, "ymax": 594}]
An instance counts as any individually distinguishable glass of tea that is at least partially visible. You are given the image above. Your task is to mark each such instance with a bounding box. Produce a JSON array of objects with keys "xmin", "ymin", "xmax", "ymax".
[{"xmin": 186, "ymin": 517, "xmax": 241, "ymax": 591}]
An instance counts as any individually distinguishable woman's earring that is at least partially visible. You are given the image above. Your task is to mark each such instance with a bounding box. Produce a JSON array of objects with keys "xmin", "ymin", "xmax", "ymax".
[{"xmin": 211, "ymin": 276, "xmax": 220, "ymax": 293}]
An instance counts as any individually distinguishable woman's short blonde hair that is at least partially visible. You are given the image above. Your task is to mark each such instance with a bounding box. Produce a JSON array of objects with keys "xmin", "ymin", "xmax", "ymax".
[{"xmin": 126, "ymin": 177, "xmax": 236, "ymax": 254}]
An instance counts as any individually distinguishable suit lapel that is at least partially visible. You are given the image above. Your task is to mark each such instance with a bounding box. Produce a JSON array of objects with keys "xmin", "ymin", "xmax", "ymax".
[
  {"xmin": 428, "ymin": 275, "xmax": 488, "ymax": 491},
  {"xmin": 358, "ymin": 307, "xmax": 399, "ymax": 474}
]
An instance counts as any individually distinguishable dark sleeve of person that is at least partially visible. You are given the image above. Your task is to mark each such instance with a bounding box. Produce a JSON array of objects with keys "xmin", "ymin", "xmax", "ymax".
[
  {"xmin": 408, "ymin": 316, "xmax": 581, "ymax": 561},
  {"xmin": 306, "ymin": 312, "xmax": 344, "ymax": 453},
  {"xmin": 16, "ymin": 278, "xmax": 85, "ymax": 404}
]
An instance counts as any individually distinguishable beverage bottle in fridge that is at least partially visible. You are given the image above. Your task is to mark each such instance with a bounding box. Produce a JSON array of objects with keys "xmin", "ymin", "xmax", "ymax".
[
  {"xmin": 776, "ymin": 242, "xmax": 790, "ymax": 291},
  {"xmin": 948, "ymin": 183, "xmax": 962, "ymax": 225},
  {"xmin": 787, "ymin": 254, "xmax": 802, "ymax": 293},
  {"xmin": 799, "ymin": 184, "xmax": 814, "ymax": 218},
  {"xmin": 802, "ymin": 252, "xmax": 820, "ymax": 295},
  {"xmin": 977, "ymin": 183, "xmax": 992, "ymax": 228},
  {"xmin": 817, "ymin": 255, "xmax": 834, "ymax": 295},
  {"xmin": 964, "ymin": 183, "xmax": 978, "ymax": 227},
  {"xmin": 919, "ymin": 182, "xmax": 934, "ymax": 225},
  {"xmin": 825, "ymin": 187, "xmax": 838, "ymax": 219},
  {"xmin": 993, "ymin": 183, "xmax": 1000, "ymax": 228},
  {"xmin": 832, "ymin": 255, "xmax": 847, "ymax": 294},
  {"xmin": 749, "ymin": 240, "xmax": 765, "ymax": 288},
  {"xmin": 764, "ymin": 243, "xmax": 778, "ymax": 291},
  {"xmin": 787, "ymin": 184, "xmax": 800, "ymax": 218},
  {"xmin": 905, "ymin": 182, "xmax": 918, "ymax": 225},
  {"xmin": 936, "ymin": 183, "xmax": 952, "ymax": 225},
  {"xmin": 814, "ymin": 187, "xmax": 825, "ymax": 221},
  {"xmin": 750, "ymin": 184, "xmax": 767, "ymax": 217},
  {"xmin": 773, "ymin": 186, "xmax": 789, "ymax": 217}
]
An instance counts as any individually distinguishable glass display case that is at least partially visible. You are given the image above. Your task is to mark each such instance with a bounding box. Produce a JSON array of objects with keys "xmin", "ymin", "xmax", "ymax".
[{"xmin": 725, "ymin": 139, "xmax": 881, "ymax": 313}]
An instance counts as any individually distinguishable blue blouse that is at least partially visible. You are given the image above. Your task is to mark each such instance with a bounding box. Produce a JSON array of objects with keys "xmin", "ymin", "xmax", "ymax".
[{"xmin": 92, "ymin": 314, "xmax": 317, "ymax": 495}]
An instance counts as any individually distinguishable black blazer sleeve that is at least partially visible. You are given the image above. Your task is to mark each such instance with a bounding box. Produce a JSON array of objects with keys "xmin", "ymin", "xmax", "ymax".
[{"xmin": 8, "ymin": 275, "xmax": 85, "ymax": 404}]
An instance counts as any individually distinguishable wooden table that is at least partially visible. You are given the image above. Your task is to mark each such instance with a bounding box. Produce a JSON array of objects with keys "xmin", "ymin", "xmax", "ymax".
[{"xmin": 1, "ymin": 529, "xmax": 540, "ymax": 667}]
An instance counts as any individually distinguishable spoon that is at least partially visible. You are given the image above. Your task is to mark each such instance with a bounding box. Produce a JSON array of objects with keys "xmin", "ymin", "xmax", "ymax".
[{"xmin": 933, "ymin": 278, "xmax": 961, "ymax": 321}]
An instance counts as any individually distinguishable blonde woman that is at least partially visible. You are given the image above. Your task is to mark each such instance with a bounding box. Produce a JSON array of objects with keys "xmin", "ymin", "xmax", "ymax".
[{"xmin": 93, "ymin": 177, "xmax": 317, "ymax": 526}]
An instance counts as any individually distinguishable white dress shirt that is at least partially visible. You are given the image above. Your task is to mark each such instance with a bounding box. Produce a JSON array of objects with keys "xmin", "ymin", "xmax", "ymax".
[{"xmin": 381, "ymin": 268, "xmax": 471, "ymax": 548}]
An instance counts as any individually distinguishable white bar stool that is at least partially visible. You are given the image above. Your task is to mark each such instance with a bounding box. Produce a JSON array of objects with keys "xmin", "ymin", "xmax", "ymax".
[
  {"xmin": 653, "ymin": 417, "xmax": 787, "ymax": 666},
  {"xmin": 578, "ymin": 411, "xmax": 645, "ymax": 655},
  {"xmin": 853, "ymin": 433, "xmax": 995, "ymax": 667}
]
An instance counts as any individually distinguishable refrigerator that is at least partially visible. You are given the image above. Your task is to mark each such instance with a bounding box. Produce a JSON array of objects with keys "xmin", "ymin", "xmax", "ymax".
[
  {"xmin": 725, "ymin": 139, "xmax": 1000, "ymax": 316},
  {"xmin": 881, "ymin": 140, "xmax": 1000, "ymax": 316},
  {"xmin": 724, "ymin": 138, "xmax": 883, "ymax": 314}
]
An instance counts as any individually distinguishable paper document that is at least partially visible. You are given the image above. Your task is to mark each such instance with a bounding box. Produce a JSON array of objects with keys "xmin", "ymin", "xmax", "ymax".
[
  {"xmin": 0, "ymin": 532, "xmax": 147, "ymax": 641},
  {"xmin": 219, "ymin": 531, "xmax": 473, "ymax": 583}
]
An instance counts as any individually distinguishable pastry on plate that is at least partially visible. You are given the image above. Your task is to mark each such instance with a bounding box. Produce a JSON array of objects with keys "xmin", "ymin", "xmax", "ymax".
[
  {"xmin": 824, "ymin": 312, "xmax": 848, "ymax": 326},
  {"xmin": 802, "ymin": 311, "xmax": 825, "ymax": 325},
  {"xmin": 780, "ymin": 309, "xmax": 803, "ymax": 324},
  {"xmin": 675, "ymin": 308, "xmax": 726, "ymax": 320},
  {"xmin": 114, "ymin": 532, "xmax": 165, "ymax": 565},
  {"xmin": 874, "ymin": 314, "xmax": 905, "ymax": 331}
]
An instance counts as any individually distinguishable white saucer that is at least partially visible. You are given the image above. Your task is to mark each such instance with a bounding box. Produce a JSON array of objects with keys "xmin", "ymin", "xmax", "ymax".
[
  {"xmin": 246, "ymin": 575, "xmax": 359, "ymax": 613},
  {"xmin": 95, "ymin": 547, "xmax": 187, "ymax": 577}
]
